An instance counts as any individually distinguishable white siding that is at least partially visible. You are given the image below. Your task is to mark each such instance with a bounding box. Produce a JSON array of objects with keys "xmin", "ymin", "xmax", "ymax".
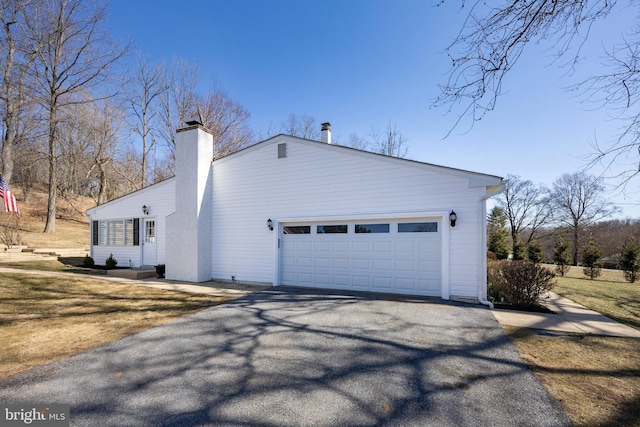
[
  {"xmin": 211, "ymin": 137, "xmax": 492, "ymax": 299},
  {"xmin": 86, "ymin": 179, "xmax": 175, "ymax": 267}
]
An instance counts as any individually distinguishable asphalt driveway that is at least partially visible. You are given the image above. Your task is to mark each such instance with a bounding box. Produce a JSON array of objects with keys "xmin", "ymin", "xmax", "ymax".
[{"xmin": 0, "ymin": 287, "xmax": 570, "ymax": 426}]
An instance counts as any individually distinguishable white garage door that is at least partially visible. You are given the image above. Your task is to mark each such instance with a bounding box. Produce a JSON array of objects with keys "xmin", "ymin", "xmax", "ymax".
[{"xmin": 280, "ymin": 220, "xmax": 441, "ymax": 296}]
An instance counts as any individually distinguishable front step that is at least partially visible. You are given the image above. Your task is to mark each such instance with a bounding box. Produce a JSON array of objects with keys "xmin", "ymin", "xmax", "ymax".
[{"xmin": 107, "ymin": 268, "xmax": 157, "ymax": 280}]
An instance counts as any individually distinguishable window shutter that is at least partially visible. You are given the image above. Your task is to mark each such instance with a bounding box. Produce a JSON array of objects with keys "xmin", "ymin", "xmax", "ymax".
[
  {"xmin": 92, "ymin": 221, "xmax": 99, "ymax": 246},
  {"xmin": 133, "ymin": 218, "xmax": 140, "ymax": 246}
]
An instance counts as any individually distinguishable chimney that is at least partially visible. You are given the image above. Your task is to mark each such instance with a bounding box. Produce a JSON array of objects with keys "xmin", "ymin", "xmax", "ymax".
[
  {"xmin": 320, "ymin": 122, "xmax": 332, "ymax": 144},
  {"xmin": 165, "ymin": 122, "xmax": 213, "ymax": 282}
]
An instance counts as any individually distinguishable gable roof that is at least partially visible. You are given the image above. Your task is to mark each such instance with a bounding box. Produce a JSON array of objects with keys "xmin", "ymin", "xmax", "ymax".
[
  {"xmin": 217, "ymin": 134, "xmax": 503, "ymax": 188},
  {"xmin": 85, "ymin": 177, "xmax": 175, "ymax": 215}
]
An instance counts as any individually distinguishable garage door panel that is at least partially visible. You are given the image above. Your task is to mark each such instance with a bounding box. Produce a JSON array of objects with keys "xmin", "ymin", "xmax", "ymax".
[
  {"xmin": 373, "ymin": 241, "xmax": 393, "ymax": 253},
  {"xmin": 333, "ymin": 242, "xmax": 350, "ymax": 252},
  {"xmin": 315, "ymin": 241, "xmax": 331, "ymax": 252},
  {"xmin": 333, "ymin": 258, "xmax": 350, "ymax": 269},
  {"xmin": 352, "ymin": 242, "xmax": 371, "ymax": 252},
  {"xmin": 395, "ymin": 259, "xmax": 416, "ymax": 271},
  {"xmin": 419, "ymin": 241, "xmax": 440, "ymax": 252},
  {"xmin": 419, "ymin": 259, "xmax": 441, "ymax": 271},
  {"xmin": 315, "ymin": 273, "xmax": 330, "ymax": 285},
  {"xmin": 373, "ymin": 259, "xmax": 393, "ymax": 270},
  {"xmin": 352, "ymin": 276, "xmax": 370, "ymax": 288},
  {"xmin": 352, "ymin": 258, "xmax": 370, "ymax": 269},
  {"xmin": 396, "ymin": 278, "xmax": 417, "ymax": 290},
  {"xmin": 395, "ymin": 242, "xmax": 416, "ymax": 253},
  {"xmin": 281, "ymin": 220, "xmax": 441, "ymax": 297},
  {"xmin": 297, "ymin": 272, "xmax": 313, "ymax": 284},
  {"xmin": 297, "ymin": 257, "xmax": 313, "ymax": 267},
  {"xmin": 315, "ymin": 257, "xmax": 331, "ymax": 268},
  {"xmin": 372, "ymin": 277, "xmax": 393, "ymax": 289},
  {"xmin": 297, "ymin": 241, "xmax": 313, "ymax": 251},
  {"xmin": 333, "ymin": 275, "xmax": 350, "ymax": 286}
]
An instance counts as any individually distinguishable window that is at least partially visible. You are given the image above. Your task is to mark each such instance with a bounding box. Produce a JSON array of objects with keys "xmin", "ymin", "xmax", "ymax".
[
  {"xmin": 94, "ymin": 219, "xmax": 141, "ymax": 246},
  {"xmin": 145, "ymin": 220, "xmax": 155, "ymax": 243},
  {"xmin": 398, "ymin": 222, "xmax": 438, "ymax": 233},
  {"xmin": 283, "ymin": 226, "xmax": 311, "ymax": 234},
  {"xmin": 355, "ymin": 224, "xmax": 390, "ymax": 233},
  {"xmin": 317, "ymin": 225, "xmax": 347, "ymax": 234}
]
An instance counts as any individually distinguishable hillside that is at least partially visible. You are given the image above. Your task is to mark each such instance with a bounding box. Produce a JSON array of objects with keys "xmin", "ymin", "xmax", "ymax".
[{"xmin": 1, "ymin": 189, "xmax": 94, "ymax": 249}]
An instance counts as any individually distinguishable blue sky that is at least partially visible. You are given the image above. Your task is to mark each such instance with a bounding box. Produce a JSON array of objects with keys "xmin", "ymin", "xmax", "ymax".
[{"xmin": 105, "ymin": 0, "xmax": 640, "ymax": 218}]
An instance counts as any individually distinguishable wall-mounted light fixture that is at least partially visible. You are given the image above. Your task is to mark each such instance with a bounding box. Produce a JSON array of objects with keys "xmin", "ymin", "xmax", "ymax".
[
  {"xmin": 142, "ymin": 205, "xmax": 149, "ymax": 215},
  {"xmin": 449, "ymin": 210, "xmax": 457, "ymax": 227},
  {"xmin": 267, "ymin": 218, "xmax": 273, "ymax": 231}
]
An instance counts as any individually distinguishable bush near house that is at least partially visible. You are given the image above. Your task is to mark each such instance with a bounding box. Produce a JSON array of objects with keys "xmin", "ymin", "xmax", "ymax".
[
  {"xmin": 82, "ymin": 255, "xmax": 95, "ymax": 267},
  {"xmin": 487, "ymin": 260, "xmax": 555, "ymax": 307},
  {"xmin": 105, "ymin": 254, "xmax": 117, "ymax": 269}
]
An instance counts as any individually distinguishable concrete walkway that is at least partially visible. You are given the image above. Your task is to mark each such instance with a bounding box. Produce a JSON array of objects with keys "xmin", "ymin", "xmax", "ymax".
[
  {"xmin": 492, "ymin": 292, "xmax": 640, "ymax": 338},
  {"xmin": 0, "ymin": 267, "xmax": 269, "ymax": 298}
]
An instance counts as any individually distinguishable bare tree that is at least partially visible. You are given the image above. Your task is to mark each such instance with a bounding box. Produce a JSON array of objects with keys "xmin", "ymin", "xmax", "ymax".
[
  {"xmin": 550, "ymin": 172, "xmax": 619, "ymax": 265},
  {"xmin": 434, "ymin": 1, "xmax": 640, "ymax": 184},
  {"xmin": 23, "ymin": 0, "xmax": 128, "ymax": 233},
  {"xmin": 0, "ymin": 0, "xmax": 36, "ymax": 184},
  {"xmin": 370, "ymin": 122, "xmax": 408, "ymax": 158},
  {"xmin": 195, "ymin": 83, "xmax": 253, "ymax": 159},
  {"xmin": 159, "ymin": 59, "xmax": 198, "ymax": 152},
  {"xmin": 86, "ymin": 98, "xmax": 125, "ymax": 205},
  {"xmin": 346, "ymin": 133, "xmax": 370, "ymax": 151},
  {"xmin": 127, "ymin": 56, "xmax": 167, "ymax": 188},
  {"xmin": 280, "ymin": 113, "xmax": 319, "ymax": 140},
  {"xmin": 498, "ymin": 174, "xmax": 553, "ymax": 253}
]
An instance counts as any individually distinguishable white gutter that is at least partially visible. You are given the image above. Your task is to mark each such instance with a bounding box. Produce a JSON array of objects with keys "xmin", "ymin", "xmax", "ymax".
[{"xmin": 478, "ymin": 183, "xmax": 506, "ymax": 309}]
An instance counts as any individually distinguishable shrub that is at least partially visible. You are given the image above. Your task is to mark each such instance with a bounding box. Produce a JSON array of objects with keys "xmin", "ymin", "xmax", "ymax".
[
  {"xmin": 105, "ymin": 253, "xmax": 118, "ymax": 269},
  {"xmin": 582, "ymin": 238, "xmax": 602, "ymax": 280},
  {"xmin": 527, "ymin": 240, "xmax": 544, "ymax": 264},
  {"xmin": 512, "ymin": 240, "xmax": 527, "ymax": 261},
  {"xmin": 553, "ymin": 235, "xmax": 572, "ymax": 276},
  {"xmin": 487, "ymin": 261, "xmax": 506, "ymax": 303},
  {"xmin": 487, "ymin": 260, "xmax": 555, "ymax": 307},
  {"xmin": 82, "ymin": 255, "xmax": 95, "ymax": 267},
  {"xmin": 619, "ymin": 237, "xmax": 640, "ymax": 283}
]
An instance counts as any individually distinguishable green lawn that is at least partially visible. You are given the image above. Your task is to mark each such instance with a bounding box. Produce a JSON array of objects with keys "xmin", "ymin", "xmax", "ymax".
[{"xmin": 553, "ymin": 273, "xmax": 640, "ymax": 331}]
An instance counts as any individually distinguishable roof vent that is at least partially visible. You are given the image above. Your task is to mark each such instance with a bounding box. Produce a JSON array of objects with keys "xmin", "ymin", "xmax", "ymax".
[
  {"xmin": 320, "ymin": 122, "xmax": 332, "ymax": 144},
  {"xmin": 278, "ymin": 143, "xmax": 287, "ymax": 158}
]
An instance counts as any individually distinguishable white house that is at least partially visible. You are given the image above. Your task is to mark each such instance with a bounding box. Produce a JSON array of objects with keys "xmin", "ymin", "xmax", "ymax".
[{"xmin": 86, "ymin": 123, "xmax": 503, "ymax": 304}]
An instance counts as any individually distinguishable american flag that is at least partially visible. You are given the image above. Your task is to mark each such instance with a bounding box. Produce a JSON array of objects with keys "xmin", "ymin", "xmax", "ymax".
[{"xmin": 0, "ymin": 176, "xmax": 20, "ymax": 216}]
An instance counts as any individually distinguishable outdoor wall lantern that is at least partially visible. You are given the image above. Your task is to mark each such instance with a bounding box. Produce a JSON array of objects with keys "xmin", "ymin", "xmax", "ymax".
[
  {"xmin": 267, "ymin": 218, "xmax": 273, "ymax": 231},
  {"xmin": 142, "ymin": 205, "xmax": 149, "ymax": 215},
  {"xmin": 449, "ymin": 210, "xmax": 457, "ymax": 227}
]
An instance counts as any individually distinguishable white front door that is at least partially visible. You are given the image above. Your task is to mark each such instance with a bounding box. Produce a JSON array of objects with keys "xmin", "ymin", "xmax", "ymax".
[{"xmin": 142, "ymin": 218, "xmax": 157, "ymax": 266}]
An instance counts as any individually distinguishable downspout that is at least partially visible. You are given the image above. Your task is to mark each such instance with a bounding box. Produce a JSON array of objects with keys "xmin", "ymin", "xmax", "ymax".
[{"xmin": 478, "ymin": 183, "xmax": 506, "ymax": 309}]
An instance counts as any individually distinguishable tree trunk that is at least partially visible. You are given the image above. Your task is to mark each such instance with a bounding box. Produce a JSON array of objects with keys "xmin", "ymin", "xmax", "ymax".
[
  {"xmin": 97, "ymin": 163, "xmax": 107, "ymax": 205},
  {"xmin": 572, "ymin": 226, "xmax": 579, "ymax": 266},
  {"xmin": 1, "ymin": 130, "xmax": 14, "ymax": 183},
  {"xmin": 44, "ymin": 106, "xmax": 57, "ymax": 233}
]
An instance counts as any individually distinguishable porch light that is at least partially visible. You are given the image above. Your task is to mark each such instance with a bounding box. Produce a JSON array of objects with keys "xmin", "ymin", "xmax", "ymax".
[
  {"xmin": 142, "ymin": 205, "xmax": 149, "ymax": 215},
  {"xmin": 449, "ymin": 210, "xmax": 457, "ymax": 227},
  {"xmin": 267, "ymin": 218, "xmax": 273, "ymax": 231}
]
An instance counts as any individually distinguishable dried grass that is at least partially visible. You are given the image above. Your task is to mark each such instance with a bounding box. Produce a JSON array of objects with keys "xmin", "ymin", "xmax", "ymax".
[{"xmin": 0, "ymin": 273, "xmax": 229, "ymax": 380}]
